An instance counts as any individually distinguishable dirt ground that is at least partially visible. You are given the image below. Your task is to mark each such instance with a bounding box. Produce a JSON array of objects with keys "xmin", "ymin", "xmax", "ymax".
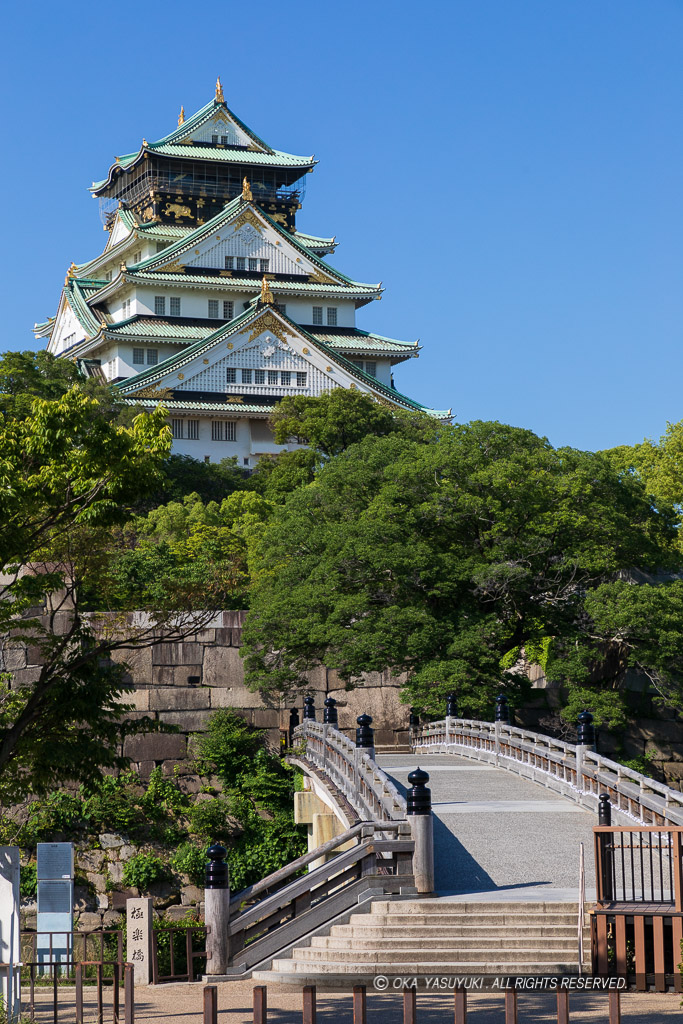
[{"xmin": 25, "ymin": 979, "xmax": 683, "ymax": 1023}]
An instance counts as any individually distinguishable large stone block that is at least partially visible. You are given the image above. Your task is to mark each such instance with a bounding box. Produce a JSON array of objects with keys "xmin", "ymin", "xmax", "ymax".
[
  {"xmin": 157, "ymin": 710, "xmax": 212, "ymax": 731},
  {"xmin": 222, "ymin": 611, "xmax": 247, "ymax": 628},
  {"xmin": 252, "ymin": 708, "xmax": 279, "ymax": 729},
  {"xmin": 172, "ymin": 666, "xmax": 203, "ymax": 686},
  {"xmin": 110, "ymin": 647, "xmax": 154, "ymax": 683},
  {"xmin": 123, "ymin": 733, "xmax": 187, "ymax": 761},
  {"xmin": 1, "ymin": 646, "xmax": 26, "ymax": 671},
  {"xmin": 152, "ymin": 643, "xmax": 204, "ymax": 666},
  {"xmin": 202, "ymin": 646, "xmax": 244, "ymax": 687},
  {"xmin": 148, "ymin": 687, "xmax": 211, "ymax": 711},
  {"xmin": 11, "ymin": 667, "xmax": 42, "ymax": 685}
]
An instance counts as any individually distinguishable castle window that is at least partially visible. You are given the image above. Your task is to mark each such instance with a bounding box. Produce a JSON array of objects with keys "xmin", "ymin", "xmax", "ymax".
[
  {"xmin": 268, "ymin": 370, "xmax": 278, "ymax": 385},
  {"xmin": 133, "ymin": 348, "xmax": 145, "ymax": 365},
  {"xmin": 208, "ymin": 300, "xmax": 219, "ymax": 318},
  {"xmin": 260, "ymin": 259, "xmax": 269, "ymax": 273},
  {"xmin": 212, "ymin": 421, "xmax": 236, "ymax": 441},
  {"xmin": 236, "ymin": 257, "xmax": 246, "ymax": 272},
  {"xmin": 223, "ymin": 300, "xmax": 234, "ymax": 320},
  {"xmin": 154, "ymin": 296, "xmax": 166, "ymax": 315},
  {"xmin": 156, "ymin": 242, "xmax": 166, "ymax": 253},
  {"xmin": 248, "ymin": 258, "xmax": 258, "ymax": 272},
  {"xmin": 296, "ymin": 371, "xmax": 307, "ymax": 387},
  {"xmin": 187, "ymin": 420, "xmax": 199, "ymax": 440},
  {"xmin": 146, "ymin": 349, "xmax": 158, "ymax": 365},
  {"xmin": 172, "ymin": 419, "xmax": 183, "ymax": 439},
  {"xmin": 226, "ymin": 368, "xmax": 237, "ymax": 383},
  {"xmin": 241, "ymin": 369, "xmax": 252, "ymax": 383},
  {"xmin": 275, "ymin": 303, "xmax": 286, "ymax": 315},
  {"xmin": 255, "ymin": 369, "xmax": 265, "ymax": 385},
  {"xmin": 221, "ymin": 135, "xmax": 228, "ymax": 145},
  {"xmin": 312, "ymin": 306, "xmax": 323, "ymax": 326},
  {"xmin": 170, "ymin": 297, "xmax": 181, "ymax": 316},
  {"xmin": 326, "ymin": 307, "xmax": 338, "ymax": 326},
  {"xmin": 350, "ymin": 359, "xmax": 363, "ymax": 368},
  {"xmin": 211, "ymin": 134, "xmax": 218, "ymax": 144},
  {"xmin": 280, "ymin": 371, "xmax": 291, "ymax": 386},
  {"xmin": 225, "ymin": 256, "xmax": 234, "ymax": 270},
  {"xmin": 365, "ymin": 361, "xmax": 377, "ymax": 377},
  {"xmin": 243, "ymin": 457, "xmax": 250, "ymax": 466}
]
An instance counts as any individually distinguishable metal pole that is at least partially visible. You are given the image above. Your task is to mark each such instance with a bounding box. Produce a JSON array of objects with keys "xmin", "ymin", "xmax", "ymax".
[
  {"xmin": 203, "ymin": 986, "xmax": 217, "ymax": 1024},
  {"xmin": 75, "ymin": 963, "xmax": 83, "ymax": 1024},
  {"xmin": 403, "ymin": 989, "xmax": 416, "ymax": 1024},
  {"xmin": 599, "ymin": 794, "xmax": 613, "ymax": 902},
  {"xmin": 302, "ymin": 985, "xmax": 316, "ymax": 1024}
]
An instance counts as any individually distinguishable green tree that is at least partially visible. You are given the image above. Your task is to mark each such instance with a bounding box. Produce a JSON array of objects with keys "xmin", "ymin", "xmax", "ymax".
[
  {"xmin": 242, "ymin": 421, "xmax": 680, "ymax": 718},
  {"xmin": 0, "ymin": 349, "xmax": 129, "ymax": 422},
  {"xmin": 0, "ymin": 387, "xmax": 208, "ymax": 800}
]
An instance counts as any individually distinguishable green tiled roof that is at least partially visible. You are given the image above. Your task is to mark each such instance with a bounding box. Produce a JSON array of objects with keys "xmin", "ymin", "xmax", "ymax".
[
  {"xmin": 121, "ymin": 270, "xmax": 379, "ymax": 298},
  {"xmin": 129, "ymin": 197, "xmax": 378, "ymax": 292},
  {"xmin": 158, "ymin": 98, "xmax": 274, "ymax": 152},
  {"xmin": 121, "ymin": 397, "xmax": 275, "ymax": 414},
  {"xmin": 308, "ymin": 328, "xmax": 419, "ymax": 355},
  {"xmin": 105, "ymin": 316, "xmax": 214, "ymax": 340},
  {"xmin": 114, "ymin": 304, "xmax": 442, "ymax": 417},
  {"xmin": 290, "ymin": 231, "xmax": 336, "ymax": 252},
  {"xmin": 66, "ymin": 279, "xmax": 107, "ymax": 336}
]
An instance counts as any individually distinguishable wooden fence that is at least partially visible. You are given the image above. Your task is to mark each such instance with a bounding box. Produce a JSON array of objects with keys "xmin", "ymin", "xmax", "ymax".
[{"xmin": 592, "ymin": 824, "xmax": 683, "ymax": 992}]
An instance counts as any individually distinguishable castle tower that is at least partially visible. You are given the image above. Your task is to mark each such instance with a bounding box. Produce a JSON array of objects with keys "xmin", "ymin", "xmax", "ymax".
[{"xmin": 35, "ymin": 83, "xmax": 448, "ymax": 466}]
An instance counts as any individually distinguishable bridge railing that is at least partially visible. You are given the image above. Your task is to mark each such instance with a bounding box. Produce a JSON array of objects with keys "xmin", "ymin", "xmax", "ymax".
[
  {"xmin": 292, "ymin": 721, "xmax": 407, "ymax": 822},
  {"xmin": 412, "ymin": 717, "xmax": 683, "ymax": 827}
]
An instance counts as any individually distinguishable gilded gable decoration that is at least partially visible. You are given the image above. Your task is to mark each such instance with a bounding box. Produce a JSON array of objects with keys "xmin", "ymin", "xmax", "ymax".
[
  {"xmin": 248, "ymin": 311, "xmax": 290, "ymax": 346},
  {"xmin": 242, "ymin": 177, "xmax": 253, "ymax": 201},
  {"xmin": 215, "ymin": 77, "xmax": 225, "ymax": 103},
  {"xmin": 232, "ymin": 209, "xmax": 263, "ymax": 234},
  {"xmin": 131, "ymin": 385, "xmax": 172, "ymax": 400}
]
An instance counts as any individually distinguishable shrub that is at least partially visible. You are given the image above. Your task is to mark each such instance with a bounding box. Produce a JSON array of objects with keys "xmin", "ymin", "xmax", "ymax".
[
  {"xmin": 188, "ymin": 797, "xmax": 236, "ymax": 843},
  {"xmin": 171, "ymin": 843, "xmax": 206, "ymax": 887},
  {"xmin": 20, "ymin": 863, "xmax": 37, "ymax": 900},
  {"xmin": 122, "ymin": 851, "xmax": 170, "ymax": 891}
]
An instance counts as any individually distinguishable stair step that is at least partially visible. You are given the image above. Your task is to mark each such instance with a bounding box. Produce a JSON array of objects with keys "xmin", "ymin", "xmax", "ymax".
[
  {"xmin": 311, "ymin": 936, "xmax": 580, "ymax": 951},
  {"xmin": 370, "ymin": 901, "xmax": 581, "ymax": 914},
  {"xmin": 267, "ymin": 959, "xmax": 583, "ymax": 976},
  {"xmin": 350, "ymin": 914, "xmax": 580, "ymax": 927},
  {"xmin": 293, "ymin": 948, "xmax": 579, "ymax": 964},
  {"xmin": 331, "ymin": 925, "xmax": 582, "ymax": 938}
]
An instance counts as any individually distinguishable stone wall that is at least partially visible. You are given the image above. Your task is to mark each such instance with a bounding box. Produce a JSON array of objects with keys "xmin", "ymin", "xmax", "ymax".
[{"xmin": 6, "ymin": 610, "xmax": 683, "ymax": 786}]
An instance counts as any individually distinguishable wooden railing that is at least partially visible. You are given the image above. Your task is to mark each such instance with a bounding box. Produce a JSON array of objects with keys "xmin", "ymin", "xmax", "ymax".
[
  {"xmin": 413, "ymin": 717, "xmax": 683, "ymax": 826},
  {"xmin": 592, "ymin": 825, "xmax": 683, "ymax": 992},
  {"xmin": 292, "ymin": 721, "xmax": 407, "ymax": 822},
  {"xmin": 227, "ymin": 821, "xmax": 414, "ymax": 973}
]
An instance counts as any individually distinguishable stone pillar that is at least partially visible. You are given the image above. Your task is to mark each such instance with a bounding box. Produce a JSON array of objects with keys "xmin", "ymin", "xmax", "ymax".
[
  {"xmin": 406, "ymin": 768, "xmax": 434, "ymax": 894},
  {"xmin": 0, "ymin": 848, "xmax": 20, "ymax": 1018},
  {"xmin": 204, "ymin": 845, "xmax": 230, "ymax": 976},
  {"xmin": 126, "ymin": 897, "xmax": 153, "ymax": 986}
]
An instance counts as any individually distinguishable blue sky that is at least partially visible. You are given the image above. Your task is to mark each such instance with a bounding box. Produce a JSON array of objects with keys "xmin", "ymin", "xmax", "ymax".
[{"xmin": 3, "ymin": 0, "xmax": 683, "ymax": 451}]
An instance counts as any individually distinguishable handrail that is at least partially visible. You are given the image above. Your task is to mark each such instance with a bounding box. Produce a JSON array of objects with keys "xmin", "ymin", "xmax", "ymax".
[
  {"xmin": 229, "ymin": 820, "xmax": 399, "ymax": 910},
  {"xmin": 412, "ymin": 717, "xmax": 683, "ymax": 826},
  {"xmin": 293, "ymin": 721, "xmax": 407, "ymax": 821},
  {"xmin": 227, "ymin": 824, "xmax": 414, "ymax": 971}
]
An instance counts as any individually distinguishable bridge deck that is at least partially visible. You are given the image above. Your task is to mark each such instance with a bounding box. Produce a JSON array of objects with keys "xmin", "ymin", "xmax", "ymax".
[{"xmin": 378, "ymin": 753, "xmax": 597, "ymax": 900}]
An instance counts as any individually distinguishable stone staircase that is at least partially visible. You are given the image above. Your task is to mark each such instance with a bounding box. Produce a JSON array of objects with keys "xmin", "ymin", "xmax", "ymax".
[{"xmin": 254, "ymin": 899, "xmax": 590, "ymax": 983}]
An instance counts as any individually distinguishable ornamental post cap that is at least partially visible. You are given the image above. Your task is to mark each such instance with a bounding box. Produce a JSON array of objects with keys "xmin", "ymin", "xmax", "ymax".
[
  {"xmin": 578, "ymin": 709, "xmax": 594, "ymax": 723},
  {"xmin": 178, "ymin": 106, "xmax": 185, "ymax": 126},
  {"xmin": 356, "ymin": 713, "xmax": 372, "ymax": 726},
  {"xmin": 242, "ymin": 177, "xmax": 253, "ymax": 201},
  {"xmin": 215, "ymin": 76, "xmax": 225, "ymax": 103},
  {"xmin": 260, "ymin": 275, "xmax": 274, "ymax": 305},
  {"xmin": 324, "ymin": 696, "xmax": 337, "ymax": 707},
  {"xmin": 407, "ymin": 767, "xmax": 430, "ymax": 786}
]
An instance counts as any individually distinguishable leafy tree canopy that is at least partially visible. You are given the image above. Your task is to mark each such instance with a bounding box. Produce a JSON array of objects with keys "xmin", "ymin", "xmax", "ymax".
[
  {"xmin": 242, "ymin": 421, "xmax": 680, "ymax": 719},
  {"xmin": 0, "ymin": 387, "xmax": 188, "ymax": 800},
  {"xmin": 0, "ymin": 349, "xmax": 129, "ymax": 423}
]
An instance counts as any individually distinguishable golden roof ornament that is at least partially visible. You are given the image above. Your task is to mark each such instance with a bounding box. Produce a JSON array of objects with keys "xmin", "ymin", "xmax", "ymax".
[
  {"xmin": 241, "ymin": 177, "xmax": 253, "ymax": 201},
  {"xmin": 260, "ymin": 275, "xmax": 274, "ymax": 305},
  {"xmin": 178, "ymin": 106, "xmax": 185, "ymax": 126},
  {"xmin": 215, "ymin": 76, "xmax": 225, "ymax": 103}
]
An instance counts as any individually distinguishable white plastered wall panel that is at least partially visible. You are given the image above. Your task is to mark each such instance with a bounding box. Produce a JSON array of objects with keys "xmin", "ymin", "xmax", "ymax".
[
  {"xmin": 107, "ymin": 214, "xmax": 133, "ymax": 249},
  {"xmin": 50, "ymin": 303, "xmax": 84, "ymax": 355},
  {"xmin": 186, "ymin": 111, "xmax": 254, "ymax": 148},
  {"xmin": 184, "ymin": 222, "xmax": 310, "ymax": 277}
]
